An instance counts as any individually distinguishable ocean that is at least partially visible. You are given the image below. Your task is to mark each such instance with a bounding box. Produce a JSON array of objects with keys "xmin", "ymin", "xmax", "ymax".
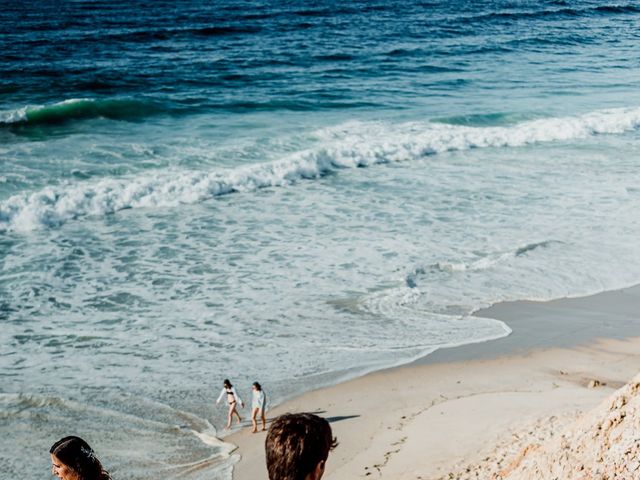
[{"xmin": 2, "ymin": 1, "xmax": 640, "ymax": 478}]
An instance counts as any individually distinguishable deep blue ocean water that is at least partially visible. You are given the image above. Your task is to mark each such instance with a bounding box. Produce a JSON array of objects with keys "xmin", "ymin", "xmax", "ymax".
[{"xmin": 2, "ymin": 1, "xmax": 640, "ymax": 478}]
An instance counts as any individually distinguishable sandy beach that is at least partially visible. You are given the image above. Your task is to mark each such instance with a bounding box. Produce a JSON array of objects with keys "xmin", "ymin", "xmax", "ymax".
[{"xmin": 228, "ymin": 285, "xmax": 640, "ymax": 479}]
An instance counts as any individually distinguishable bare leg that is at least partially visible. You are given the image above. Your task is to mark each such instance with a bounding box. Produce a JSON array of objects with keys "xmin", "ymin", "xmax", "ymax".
[
  {"xmin": 232, "ymin": 404, "xmax": 242, "ymax": 424},
  {"xmin": 226, "ymin": 404, "xmax": 234, "ymax": 429},
  {"xmin": 251, "ymin": 408, "xmax": 259, "ymax": 433},
  {"xmin": 260, "ymin": 409, "xmax": 266, "ymax": 431}
]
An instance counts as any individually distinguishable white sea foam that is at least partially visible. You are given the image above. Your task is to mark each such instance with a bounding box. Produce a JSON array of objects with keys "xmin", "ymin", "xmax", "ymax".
[
  {"xmin": 355, "ymin": 284, "xmax": 512, "ymax": 352},
  {"xmin": 428, "ymin": 241, "xmax": 559, "ymax": 275},
  {"xmin": 2, "ymin": 106, "xmax": 640, "ymax": 232},
  {"xmin": 0, "ymin": 106, "xmax": 29, "ymax": 124}
]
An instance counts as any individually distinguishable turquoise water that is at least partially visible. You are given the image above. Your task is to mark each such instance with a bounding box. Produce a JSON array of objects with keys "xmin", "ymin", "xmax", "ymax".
[{"xmin": 2, "ymin": 1, "xmax": 640, "ymax": 478}]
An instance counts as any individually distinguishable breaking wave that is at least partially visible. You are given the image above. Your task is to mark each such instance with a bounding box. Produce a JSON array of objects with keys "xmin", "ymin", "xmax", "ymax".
[
  {"xmin": 2, "ymin": 107, "xmax": 640, "ymax": 232},
  {"xmin": 0, "ymin": 98, "xmax": 163, "ymax": 127}
]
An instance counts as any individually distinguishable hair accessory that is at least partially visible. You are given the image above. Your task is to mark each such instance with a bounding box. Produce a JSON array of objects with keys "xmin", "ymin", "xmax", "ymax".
[{"xmin": 80, "ymin": 446, "xmax": 95, "ymax": 460}]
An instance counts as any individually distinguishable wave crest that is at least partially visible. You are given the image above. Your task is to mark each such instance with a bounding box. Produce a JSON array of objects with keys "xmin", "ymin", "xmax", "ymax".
[
  {"xmin": 2, "ymin": 107, "xmax": 640, "ymax": 232},
  {"xmin": 0, "ymin": 98, "xmax": 162, "ymax": 127}
]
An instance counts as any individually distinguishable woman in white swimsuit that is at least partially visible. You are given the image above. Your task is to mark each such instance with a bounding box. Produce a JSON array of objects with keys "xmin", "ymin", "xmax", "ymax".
[
  {"xmin": 216, "ymin": 378, "xmax": 244, "ymax": 429},
  {"xmin": 250, "ymin": 381, "xmax": 267, "ymax": 433}
]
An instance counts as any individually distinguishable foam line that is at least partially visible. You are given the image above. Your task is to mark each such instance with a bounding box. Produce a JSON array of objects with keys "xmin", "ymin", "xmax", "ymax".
[{"xmin": 2, "ymin": 107, "xmax": 640, "ymax": 232}]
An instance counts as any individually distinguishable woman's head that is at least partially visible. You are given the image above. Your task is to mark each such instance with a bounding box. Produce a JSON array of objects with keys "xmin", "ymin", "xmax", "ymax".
[
  {"xmin": 223, "ymin": 379, "xmax": 232, "ymax": 388},
  {"xmin": 253, "ymin": 382, "xmax": 262, "ymax": 391},
  {"xmin": 50, "ymin": 436, "xmax": 109, "ymax": 480}
]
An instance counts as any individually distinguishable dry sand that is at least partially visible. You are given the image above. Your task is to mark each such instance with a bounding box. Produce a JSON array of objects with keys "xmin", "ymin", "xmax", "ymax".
[
  {"xmin": 494, "ymin": 371, "xmax": 640, "ymax": 479},
  {"xmin": 227, "ymin": 286, "xmax": 640, "ymax": 479}
]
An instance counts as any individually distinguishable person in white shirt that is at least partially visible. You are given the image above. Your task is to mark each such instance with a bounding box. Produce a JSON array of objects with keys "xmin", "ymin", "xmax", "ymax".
[
  {"xmin": 216, "ymin": 378, "xmax": 244, "ymax": 429},
  {"xmin": 251, "ymin": 381, "xmax": 267, "ymax": 433}
]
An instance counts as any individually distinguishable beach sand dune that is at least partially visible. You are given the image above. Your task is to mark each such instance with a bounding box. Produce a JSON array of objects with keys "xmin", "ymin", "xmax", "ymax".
[{"xmin": 489, "ymin": 372, "xmax": 640, "ymax": 480}]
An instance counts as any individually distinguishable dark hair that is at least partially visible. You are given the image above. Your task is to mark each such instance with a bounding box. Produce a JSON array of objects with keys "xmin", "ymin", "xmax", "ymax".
[
  {"xmin": 265, "ymin": 413, "xmax": 338, "ymax": 480},
  {"xmin": 50, "ymin": 436, "xmax": 111, "ymax": 480},
  {"xmin": 223, "ymin": 379, "xmax": 232, "ymax": 388},
  {"xmin": 253, "ymin": 382, "xmax": 262, "ymax": 391}
]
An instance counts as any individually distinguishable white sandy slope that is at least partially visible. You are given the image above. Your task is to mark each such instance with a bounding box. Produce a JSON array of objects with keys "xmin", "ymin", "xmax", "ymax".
[{"xmin": 491, "ymin": 372, "xmax": 640, "ymax": 480}]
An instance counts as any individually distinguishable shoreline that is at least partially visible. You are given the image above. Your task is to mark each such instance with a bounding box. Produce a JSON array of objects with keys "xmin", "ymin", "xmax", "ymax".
[
  {"xmin": 228, "ymin": 285, "xmax": 640, "ymax": 479},
  {"xmin": 417, "ymin": 284, "xmax": 640, "ymax": 365}
]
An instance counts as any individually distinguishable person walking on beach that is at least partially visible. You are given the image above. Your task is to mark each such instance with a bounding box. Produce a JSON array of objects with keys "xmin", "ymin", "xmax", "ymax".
[
  {"xmin": 250, "ymin": 381, "xmax": 267, "ymax": 433},
  {"xmin": 265, "ymin": 412, "xmax": 338, "ymax": 480},
  {"xmin": 50, "ymin": 436, "xmax": 111, "ymax": 480},
  {"xmin": 216, "ymin": 378, "xmax": 244, "ymax": 429}
]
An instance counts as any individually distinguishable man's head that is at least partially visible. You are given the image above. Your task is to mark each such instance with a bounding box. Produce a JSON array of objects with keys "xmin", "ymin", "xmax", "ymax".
[{"xmin": 265, "ymin": 413, "xmax": 338, "ymax": 480}]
